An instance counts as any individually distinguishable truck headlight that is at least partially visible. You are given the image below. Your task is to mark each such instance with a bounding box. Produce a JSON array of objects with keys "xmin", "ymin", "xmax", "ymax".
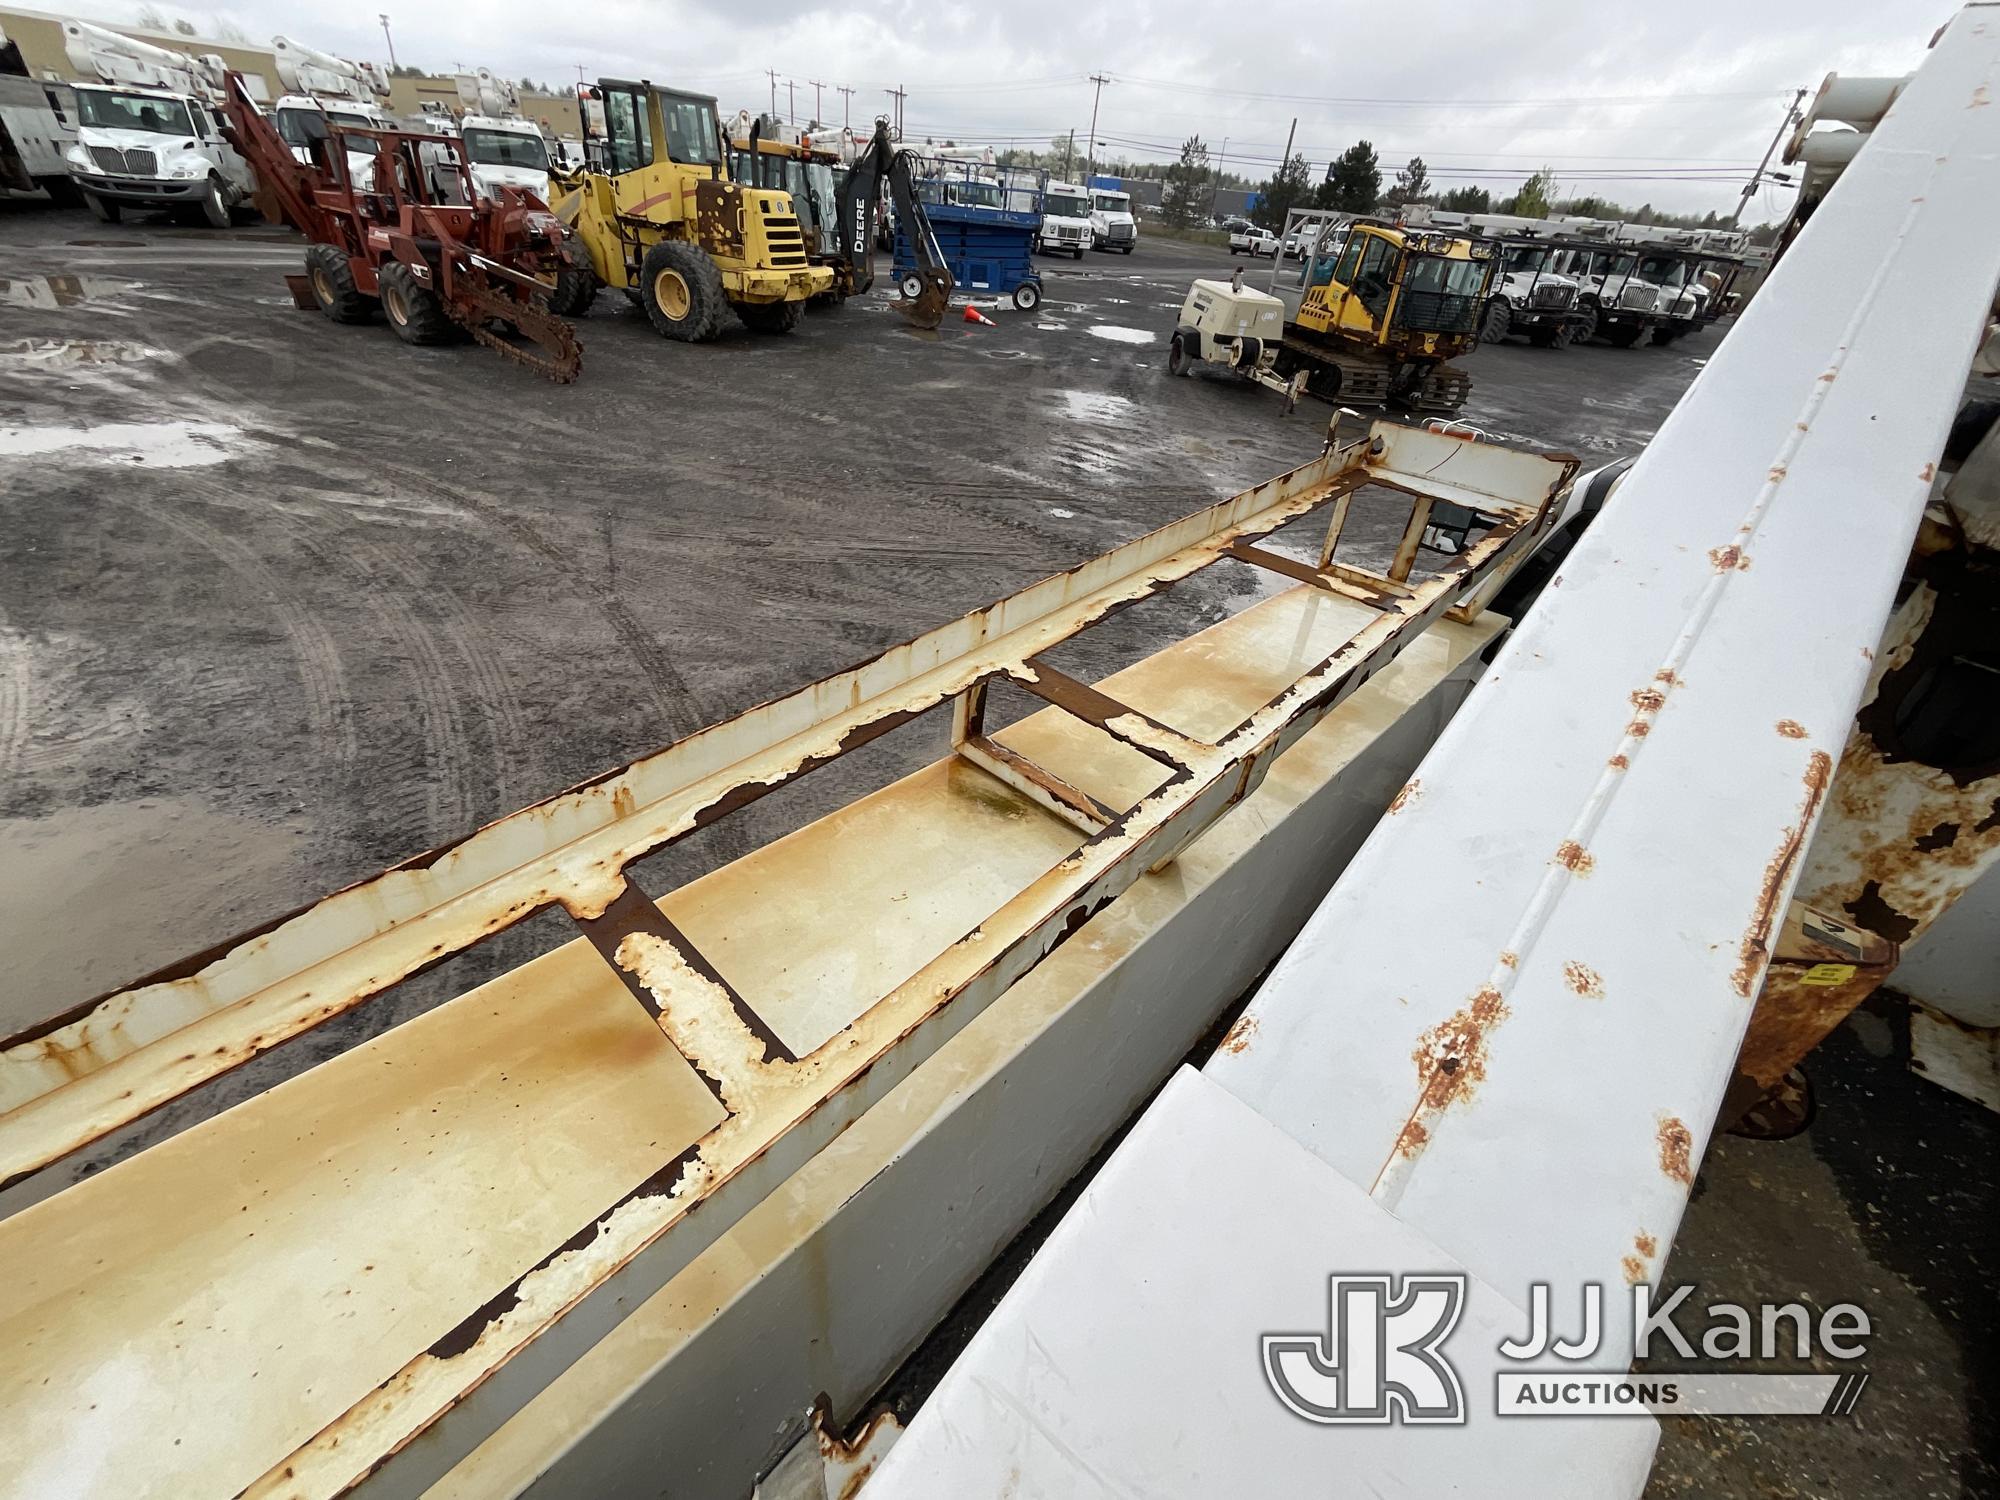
[
  {"xmin": 171, "ymin": 161, "xmax": 205, "ymax": 179},
  {"xmin": 66, "ymin": 144, "xmax": 97, "ymax": 172}
]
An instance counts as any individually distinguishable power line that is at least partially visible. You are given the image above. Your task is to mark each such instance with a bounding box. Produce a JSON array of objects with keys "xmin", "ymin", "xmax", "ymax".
[{"xmin": 1102, "ymin": 72, "xmax": 1797, "ymax": 108}]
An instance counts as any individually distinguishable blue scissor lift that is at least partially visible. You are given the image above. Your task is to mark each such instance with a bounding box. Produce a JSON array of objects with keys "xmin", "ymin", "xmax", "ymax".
[{"xmin": 893, "ymin": 157, "xmax": 1047, "ymax": 312}]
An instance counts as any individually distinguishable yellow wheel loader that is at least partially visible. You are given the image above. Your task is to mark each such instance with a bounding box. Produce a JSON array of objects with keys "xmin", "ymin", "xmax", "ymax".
[
  {"xmin": 1270, "ymin": 218, "xmax": 1498, "ymax": 414},
  {"xmin": 549, "ymin": 80, "xmax": 833, "ymax": 339}
]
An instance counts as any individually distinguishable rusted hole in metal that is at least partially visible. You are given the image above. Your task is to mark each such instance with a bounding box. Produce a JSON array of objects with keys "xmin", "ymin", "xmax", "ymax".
[
  {"xmin": 1855, "ymin": 550, "xmax": 2000, "ymax": 786},
  {"xmin": 1843, "ymin": 878, "xmax": 1918, "ymax": 945}
]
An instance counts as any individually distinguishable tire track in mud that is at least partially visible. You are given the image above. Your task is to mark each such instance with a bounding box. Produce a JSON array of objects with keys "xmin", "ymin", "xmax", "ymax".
[
  {"xmin": 101, "ymin": 497, "xmax": 360, "ymax": 781},
  {"xmin": 0, "ymin": 615, "xmax": 30, "ymax": 783}
]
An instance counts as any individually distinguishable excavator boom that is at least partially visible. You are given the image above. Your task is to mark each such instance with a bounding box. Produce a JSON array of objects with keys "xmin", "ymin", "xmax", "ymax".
[{"xmin": 836, "ymin": 121, "xmax": 953, "ymax": 329}]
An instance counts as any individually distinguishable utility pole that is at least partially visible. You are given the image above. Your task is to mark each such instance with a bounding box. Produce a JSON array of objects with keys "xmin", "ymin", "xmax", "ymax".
[
  {"xmin": 885, "ymin": 84, "xmax": 906, "ymax": 140},
  {"xmin": 807, "ymin": 79, "xmax": 824, "ymax": 126},
  {"xmin": 787, "ymin": 79, "xmax": 795, "ymax": 126},
  {"xmin": 1212, "ymin": 135, "xmax": 1228, "ymax": 216},
  {"xmin": 1730, "ymin": 88, "xmax": 1807, "ymax": 227},
  {"xmin": 837, "ymin": 85, "xmax": 853, "ymax": 132},
  {"xmin": 378, "ymin": 13, "xmax": 397, "ymax": 72},
  {"xmin": 1083, "ymin": 72, "xmax": 1109, "ymax": 188},
  {"xmin": 1061, "ymin": 127, "xmax": 1075, "ymax": 181},
  {"xmin": 768, "ymin": 69, "xmax": 778, "ymax": 120}
]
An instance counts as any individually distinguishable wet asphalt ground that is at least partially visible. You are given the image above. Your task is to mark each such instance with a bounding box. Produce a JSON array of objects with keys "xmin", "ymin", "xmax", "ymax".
[{"xmin": 0, "ymin": 201, "xmax": 1989, "ymax": 1497}]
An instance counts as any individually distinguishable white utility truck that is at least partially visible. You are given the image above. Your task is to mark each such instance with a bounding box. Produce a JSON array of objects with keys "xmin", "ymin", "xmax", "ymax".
[
  {"xmin": 270, "ymin": 35, "xmax": 397, "ymax": 189},
  {"xmin": 1089, "ymin": 184, "xmax": 1138, "ymax": 253},
  {"xmin": 454, "ymin": 69, "xmax": 553, "ymax": 202},
  {"xmin": 58, "ymin": 19, "xmax": 249, "ymax": 226},
  {"xmin": 0, "ymin": 24, "xmax": 77, "ymax": 201},
  {"xmin": 1038, "ymin": 179, "xmax": 1093, "ymax": 257}
]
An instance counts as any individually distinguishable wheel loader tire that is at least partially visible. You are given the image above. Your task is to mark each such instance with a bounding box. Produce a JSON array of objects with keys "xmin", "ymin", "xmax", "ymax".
[
  {"xmin": 379, "ymin": 261, "xmax": 456, "ymax": 345},
  {"xmin": 640, "ymin": 240, "xmax": 726, "ymax": 342},
  {"xmin": 734, "ymin": 297, "xmax": 803, "ymax": 334},
  {"xmin": 197, "ymin": 175, "xmax": 230, "ymax": 229},
  {"xmin": 546, "ymin": 266, "xmax": 596, "ymax": 318},
  {"xmin": 1478, "ymin": 298, "xmax": 1510, "ymax": 344},
  {"xmin": 84, "ymin": 191, "xmax": 120, "ymax": 224},
  {"xmin": 305, "ymin": 242, "xmax": 375, "ymax": 324}
]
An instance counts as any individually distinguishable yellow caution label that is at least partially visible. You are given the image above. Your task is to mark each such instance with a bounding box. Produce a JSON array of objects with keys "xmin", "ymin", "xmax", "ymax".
[{"xmin": 1799, "ymin": 963, "xmax": 1858, "ymax": 987}]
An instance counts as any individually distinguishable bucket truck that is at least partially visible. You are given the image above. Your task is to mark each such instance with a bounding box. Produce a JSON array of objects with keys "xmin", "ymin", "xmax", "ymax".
[
  {"xmin": 0, "ymin": 25, "xmax": 78, "ymax": 202},
  {"xmin": 58, "ymin": 19, "xmax": 248, "ymax": 226},
  {"xmin": 270, "ymin": 35, "xmax": 397, "ymax": 189},
  {"xmin": 455, "ymin": 68, "xmax": 554, "ymax": 203}
]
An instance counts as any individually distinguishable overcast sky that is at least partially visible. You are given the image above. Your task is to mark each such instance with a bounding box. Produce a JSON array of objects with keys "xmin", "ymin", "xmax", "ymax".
[{"xmin": 118, "ymin": 0, "xmax": 1942, "ymax": 218}]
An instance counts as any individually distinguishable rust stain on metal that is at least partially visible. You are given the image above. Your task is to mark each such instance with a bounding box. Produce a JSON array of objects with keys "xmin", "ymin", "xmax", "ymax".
[
  {"xmin": 1627, "ymin": 718, "xmax": 1652, "ymax": 738},
  {"xmin": 1219, "ymin": 1013, "xmax": 1259, "ymax": 1056},
  {"xmin": 1731, "ymin": 750, "xmax": 1834, "ymax": 997},
  {"xmin": 1634, "ymin": 1231, "xmax": 1658, "ymax": 1257},
  {"xmin": 1654, "ymin": 668, "xmax": 1677, "ymax": 686},
  {"xmin": 1388, "ymin": 778, "xmax": 1421, "ymax": 815},
  {"xmin": 1563, "ymin": 961, "xmax": 1604, "ymax": 999},
  {"xmin": 1919, "ymin": 461, "xmax": 1937, "ymax": 482},
  {"xmin": 1499, "ymin": 949, "xmax": 1518, "ymax": 968},
  {"xmin": 1608, "ymin": 753, "xmax": 1629, "ymax": 771},
  {"xmin": 1554, "ymin": 839, "xmax": 1595, "ymax": 876},
  {"xmin": 1768, "ymin": 463, "xmax": 1788, "ymax": 482},
  {"xmin": 1776, "ymin": 719, "xmax": 1807, "ymax": 739},
  {"xmin": 1621, "ymin": 1255, "xmax": 1646, "ymax": 1285},
  {"xmin": 1630, "ymin": 687, "xmax": 1665, "ymax": 713},
  {"xmin": 1708, "ymin": 544, "xmax": 1750, "ymax": 572},
  {"xmin": 1393, "ymin": 1117, "xmax": 1429, "ymax": 1158},
  {"xmin": 1972, "ymin": 83, "xmax": 1992, "ymax": 108},
  {"xmin": 1657, "ymin": 1115, "xmax": 1694, "ymax": 1185},
  {"xmin": 1410, "ymin": 985, "xmax": 1510, "ymax": 1119}
]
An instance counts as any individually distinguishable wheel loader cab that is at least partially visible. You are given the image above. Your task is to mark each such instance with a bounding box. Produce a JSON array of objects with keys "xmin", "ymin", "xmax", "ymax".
[
  {"xmin": 1298, "ymin": 223, "xmax": 1490, "ymax": 355},
  {"xmin": 597, "ymin": 80, "xmax": 723, "ymax": 208}
]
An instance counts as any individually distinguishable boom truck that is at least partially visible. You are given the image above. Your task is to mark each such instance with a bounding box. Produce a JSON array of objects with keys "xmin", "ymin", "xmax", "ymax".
[
  {"xmin": 456, "ymin": 69, "xmax": 556, "ymax": 203},
  {"xmin": 0, "ymin": 25, "xmax": 77, "ymax": 202},
  {"xmin": 58, "ymin": 19, "xmax": 248, "ymax": 226},
  {"xmin": 269, "ymin": 35, "xmax": 396, "ymax": 189}
]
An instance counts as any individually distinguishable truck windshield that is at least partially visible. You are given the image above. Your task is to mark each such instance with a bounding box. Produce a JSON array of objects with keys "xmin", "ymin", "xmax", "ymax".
[
  {"xmin": 1402, "ymin": 255, "xmax": 1487, "ymax": 297},
  {"xmin": 1046, "ymin": 191, "xmax": 1088, "ymax": 217},
  {"xmin": 1502, "ymin": 245, "xmax": 1548, "ymax": 274},
  {"xmin": 463, "ymin": 127, "xmax": 551, "ymax": 171},
  {"xmin": 77, "ymin": 90, "xmax": 192, "ymax": 137},
  {"xmin": 1092, "ymin": 193, "xmax": 1129, "ymax": 214},
  {"xmin": 953, "ymin": 179, "xmax": 1004, "ymax": 208}
]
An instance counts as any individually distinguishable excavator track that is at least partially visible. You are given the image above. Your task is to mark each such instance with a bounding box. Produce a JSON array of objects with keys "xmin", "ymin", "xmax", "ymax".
[{"xmin": 446, "ymin": 277, "xmax": 583, "ymax": 384}]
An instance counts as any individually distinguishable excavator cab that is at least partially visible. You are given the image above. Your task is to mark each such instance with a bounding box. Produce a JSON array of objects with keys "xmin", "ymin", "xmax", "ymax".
[{"xmin": 1300, "ymin": 223, "xmax": 1491, "ymax": 349}]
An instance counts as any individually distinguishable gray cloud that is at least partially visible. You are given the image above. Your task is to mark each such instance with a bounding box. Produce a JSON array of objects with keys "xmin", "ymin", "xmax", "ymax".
[{"xmin": 121, "ymin": 0, "xmax": 1939, "ymax": 216}]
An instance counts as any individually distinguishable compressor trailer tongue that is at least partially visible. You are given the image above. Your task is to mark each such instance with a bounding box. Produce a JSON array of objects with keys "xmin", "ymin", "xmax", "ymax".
[{"xmin": 217, "ymin": 70, "xmax": 584, "ymax": 382}]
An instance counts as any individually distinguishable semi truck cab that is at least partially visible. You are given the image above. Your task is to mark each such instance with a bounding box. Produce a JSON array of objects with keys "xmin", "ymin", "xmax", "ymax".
[
  {"xmin": 1039, "ymin": 181, "xmax": 1093, "ymax": 258},
  {"xmin": 1090, "ymin": 186, "xmax": 1137, "ymax": 254}
]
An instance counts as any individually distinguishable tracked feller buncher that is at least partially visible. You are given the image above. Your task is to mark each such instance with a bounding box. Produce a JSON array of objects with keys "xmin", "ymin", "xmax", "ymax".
[
  {"xmin": 1271, "ymin": 218, "xmax": 1496, "ymax": 415},
  {"xmin": 216, "ymin": 71, "xmax": 584, "ymax": 381},
  {"xmin": 549, "ymin": 80, "xmax": 832, "ymax": 338}
]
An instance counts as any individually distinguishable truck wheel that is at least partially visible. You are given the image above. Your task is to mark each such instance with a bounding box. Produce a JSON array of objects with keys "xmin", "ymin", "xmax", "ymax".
[
  {"xmin": 1649, "ymin": 326, "xmax": 1677, "ymax": 347},
  {"xmin": 1072, "ymin": 246, "xmax": 1084, "ymax": 260},
  {"xmin": 1119, "ymin": 244, "xmax": 1134, "ymax": 254},
  {"xmin": 198, "ymin": 175, "xmax": 230, "ymax": 229},
  {"xmin": 1572, "ymin": 304, "xmax": 1599, "ymax": 342},
  {"xmin": 899, "ymin": 271, "xmax": 925, "ymax": 299},
  {"xmin": 640, "ymin": 240, "xmax": 727, "ymax": 342},
  {"xmin": 1012, "ymin": 281, "xmax": 1041, "ymax": 312},
  {"xmin": 1605, "ymin": 325, "xmax": 1644, "ymax": 349},
  {"xmin": 304, "ymin": 243, "xmax": 375, "ymax": 324},
  {"xmin": 378, "ymin": 261, "xmax": 456, "ymax": 345},
  {"xmin": 1478, "ymin": 299, "xmax": 1510, "ymax": 344},
  {"xmin": 1168, "ymin": 334, "xmax": 1193, "ymax": 376},
  {"xmin": 734, "ymin": 298, "xmax": 803, "ymax": 334},
  {"xmin": 1530, "ymin": 321, "xmax": 1574, "ymax": 350},
  {"xmin": 545, "ymin": 266, "xmax": 596, "ymax": 318},
  {"xmin": 84, "ymin": 191, "xmax": 120, "ymax": 224}
]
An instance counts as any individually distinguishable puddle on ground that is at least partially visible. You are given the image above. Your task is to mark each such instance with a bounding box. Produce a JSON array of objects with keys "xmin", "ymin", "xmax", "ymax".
[
  {"xmin": 1088, "ymin": 325, "xmax": 1155, "ymax": 345},
  {"xmin": 0, "ymin": 274, "xmax": 136, "ymax": 310},
  {"xmin": 1035, "ymin": 321, "xmax": 1069, "ymax": 332},
  {"xmin": 0, "ymin": 338, "xmax": 167, "ymax": 369},
  {"xmin": 1059, "ymin": 390, "xmax": 1138, "ymax": 424},
  {"xmin": 0, "ymin": 419, "xmax": 249, "ymax": 468}
]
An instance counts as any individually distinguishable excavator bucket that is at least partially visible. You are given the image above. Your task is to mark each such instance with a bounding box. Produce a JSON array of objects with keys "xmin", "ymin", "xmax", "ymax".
[{"xmin": 900, "ymin": 268, "xmax": 952, "ymax": 331}]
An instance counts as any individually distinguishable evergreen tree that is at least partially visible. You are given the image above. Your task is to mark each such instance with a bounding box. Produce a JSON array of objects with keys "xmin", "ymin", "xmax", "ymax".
[
  {"xmin": 1251, "ymin": 153, "xmax": 1313, "ymax": 230},
  {"xmin": 1384, "ymin": 155, "xmax": 1432, "ymax": 208},
  {"xmin": 1503, "ymin": 169, "xmax": 1555, "ymax": 218},
  {"xmin": 1438, "ymin": 185, "xmax": 1492, "ymax": 213},
  {"xmin": 1162, "ymin": 134, "xmax": 1211, "ymax": 228},
  {"xmin": 1319, "ymin": 139, "xmax": 1382, "ymax": 214}
]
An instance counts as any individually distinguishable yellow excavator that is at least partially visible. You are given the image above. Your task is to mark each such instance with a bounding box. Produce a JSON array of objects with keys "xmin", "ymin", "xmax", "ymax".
[
  {"xmin": 1273, "ymin": 218, "xmax": 1497, "ymax": 413},
  {"xmin": 548, "ymin": 79, "xmax": 832, "ymax": 338}
]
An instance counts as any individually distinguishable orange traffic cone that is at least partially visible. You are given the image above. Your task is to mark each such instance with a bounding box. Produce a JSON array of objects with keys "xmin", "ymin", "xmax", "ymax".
[{"xmin": 963, "ymin": 304, "xmax": 996, "ymax": 326}]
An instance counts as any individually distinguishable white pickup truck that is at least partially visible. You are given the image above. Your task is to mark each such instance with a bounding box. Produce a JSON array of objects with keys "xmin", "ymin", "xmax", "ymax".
[{"xmin": 1226, "ymin": 217, "xmax": 1277, "ymax": 256}]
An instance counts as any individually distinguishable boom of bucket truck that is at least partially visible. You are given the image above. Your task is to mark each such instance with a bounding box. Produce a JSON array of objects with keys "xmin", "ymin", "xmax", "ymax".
[{"xmin": 455, "ymin": 67, "xmax": 556, "ymax": 203}]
